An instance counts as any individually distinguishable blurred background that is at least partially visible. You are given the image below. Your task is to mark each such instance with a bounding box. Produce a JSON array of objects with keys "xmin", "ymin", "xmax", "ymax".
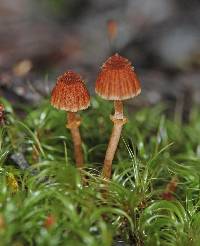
[{"xmin": 0, "ymin": 0, "xmax": 200, "ymax": 113}]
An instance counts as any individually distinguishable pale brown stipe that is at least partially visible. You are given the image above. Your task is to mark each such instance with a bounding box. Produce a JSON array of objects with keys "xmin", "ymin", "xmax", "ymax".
[
  {"xmin": 103, "ymin": 116, "xmax": 127, "ymax": 179},
  {"xmin": 67, "ymin": 112, "xmax": 83, "ymax": 166},
  {"xmin": 95, "ymin": 54, "xmax": 141, "ymax": 179},
  {"xmin": 51, "ymin": 71, "xmax": 90, "ymax": 168}
]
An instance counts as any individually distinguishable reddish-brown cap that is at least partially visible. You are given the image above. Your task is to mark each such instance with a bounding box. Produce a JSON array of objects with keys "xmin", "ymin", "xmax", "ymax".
[
  {"xmin": 95, "ymin": 53, "xmax": 141, "ymax": 100},
  {"xmin": 51, "ymin": 71, "xmax": 90, "ymax": 112}
]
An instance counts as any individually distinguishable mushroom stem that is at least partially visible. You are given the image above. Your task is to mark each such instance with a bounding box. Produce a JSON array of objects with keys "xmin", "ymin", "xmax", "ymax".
[
  {"xmin": 102, "ymin": 101, "xmax": 127, "ymax": 179},
  {"xmin": 66, "ymin": 112, "xmax": 84, "ymax": 168},
  {"xmin": 114, "ymin": 100, "xmax": 123, "ymax": 119}
]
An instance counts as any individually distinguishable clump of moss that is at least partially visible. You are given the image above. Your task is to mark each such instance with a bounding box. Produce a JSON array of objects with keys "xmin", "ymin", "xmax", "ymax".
[{"xmin": 0, "ymin": 97, "xmax": 200, "ymax": 245}]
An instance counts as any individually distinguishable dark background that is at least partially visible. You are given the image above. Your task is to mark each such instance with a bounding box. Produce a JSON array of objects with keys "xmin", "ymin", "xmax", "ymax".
[{"xmin": 0, "ymin": 0, "xmax": 200, "ymax": 110}]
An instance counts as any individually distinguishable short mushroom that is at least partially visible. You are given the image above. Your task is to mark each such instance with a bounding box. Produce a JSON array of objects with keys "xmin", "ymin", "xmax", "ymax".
[
  {"xmin": 51, "ymin": 71, "xmax": 90, "ymax": 168},
  {"xmin": 95, "ymin": 53, "xmax": 141, "ymax": 179}
]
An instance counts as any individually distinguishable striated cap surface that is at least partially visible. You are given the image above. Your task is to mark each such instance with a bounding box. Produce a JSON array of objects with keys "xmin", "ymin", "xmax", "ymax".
[
  {"xmin": 95, "ymin": 53, "xmax": 141, "ymax": 100},
  {"xmin": 51, "ymin": 71, "xmax": 90, "ymax": 112}
]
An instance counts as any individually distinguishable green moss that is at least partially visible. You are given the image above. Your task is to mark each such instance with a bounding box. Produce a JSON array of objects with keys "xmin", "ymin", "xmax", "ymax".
[{"xmin": 0, "ymin": 97, "xmax": 200, "ymax": 245}]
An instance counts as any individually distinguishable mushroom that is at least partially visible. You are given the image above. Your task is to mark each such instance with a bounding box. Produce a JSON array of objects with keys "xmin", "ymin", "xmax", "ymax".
[
  {"xmin": 95, "ymin": 53, "xmax": 141, "ymax": 179},
  {"xmin": 51, "ymin": 71, "xmax": 90, "ymax": 168}
]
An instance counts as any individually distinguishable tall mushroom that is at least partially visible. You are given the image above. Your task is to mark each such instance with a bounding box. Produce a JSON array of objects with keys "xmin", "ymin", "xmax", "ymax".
[
  {"xmin": 51, "ymin": 71, "xmax": 90, "ymax": 168},
  {"xmin": 95, "ymin": 53, "xmax": 141, "ymax": 179}
]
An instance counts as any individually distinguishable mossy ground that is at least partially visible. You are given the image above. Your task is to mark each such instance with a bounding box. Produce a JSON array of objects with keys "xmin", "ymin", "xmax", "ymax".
[{"xmin": 0, "ymin": 97, "xmax": 200, "ymax": 246}]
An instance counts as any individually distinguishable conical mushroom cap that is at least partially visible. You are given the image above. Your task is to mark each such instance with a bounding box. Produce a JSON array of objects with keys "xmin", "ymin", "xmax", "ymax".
[
  {"xmin": 95, "ymin": 53, "xmax": 141, "ymax": 100},
  {"xmin": 51, "ymin": 71, "xmax": 90, "ymax": 112}
]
